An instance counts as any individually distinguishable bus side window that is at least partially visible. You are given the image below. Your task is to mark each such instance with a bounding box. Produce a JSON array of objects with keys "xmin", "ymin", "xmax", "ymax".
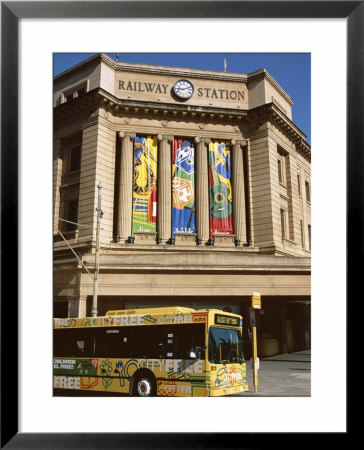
[
  {"xmin": 54, "ymin": 329, "xmax": 91, "ymax": 357},
  {"xmin": 74, "ymin": 329, "xmax": 93, "ymax": 357},
  {"xmin": 132, "ymin": 326, "xmax": 163, "ymax": 359},
  {"xmin": 94, "ymin": 328, "xmax": 109, "ymax": 357},
  {"xmin": 110, "ymin": 328, "xmax": 133, "ymax": 358},
  {"xmin": 165, "ymin": 324, "xmax": 205, "ymax": 359},
  {"xmin": 76, "ymin": 340, "xmax": 85, "ymax": 354},
  {"xmin": 54, "ymin": 329, "xmax": 67, "ymax": 356},
  {"xmin": 94, "ymin": 327, "xmax": 134, "ymax": 358}
]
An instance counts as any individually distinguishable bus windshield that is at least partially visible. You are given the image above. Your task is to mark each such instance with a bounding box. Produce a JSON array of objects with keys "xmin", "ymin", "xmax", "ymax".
[{"xmin": 208, "ymin": 327, "xmax": 244, "ymax": 364}]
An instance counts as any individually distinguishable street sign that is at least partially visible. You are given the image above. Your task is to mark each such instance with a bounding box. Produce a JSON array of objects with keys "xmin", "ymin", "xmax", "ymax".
[{"xmin": 251, "ymin": 292, "xmax": 261, "ymax": 309}]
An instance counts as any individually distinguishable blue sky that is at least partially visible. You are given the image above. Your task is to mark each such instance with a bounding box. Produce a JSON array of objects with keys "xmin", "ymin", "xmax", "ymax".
[{"xmin": 54, "ymin": 53, "xmax": 311, "ymax": 144}]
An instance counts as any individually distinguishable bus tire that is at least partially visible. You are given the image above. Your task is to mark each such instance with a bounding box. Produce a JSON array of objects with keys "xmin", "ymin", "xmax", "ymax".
[{"xmin": 132, "ymin": 370, "xmax": 157, "ymax": 397}]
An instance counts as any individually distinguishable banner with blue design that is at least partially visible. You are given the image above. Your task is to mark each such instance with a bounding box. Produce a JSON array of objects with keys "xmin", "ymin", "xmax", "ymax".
[{"xmin": 172, "ymin": 139, "xmax": 195, "ymax": 238}]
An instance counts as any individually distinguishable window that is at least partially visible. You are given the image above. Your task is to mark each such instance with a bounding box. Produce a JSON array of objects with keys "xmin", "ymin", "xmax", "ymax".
[
  {"xmin": 305, "ymin": 180, "xmax": 311, "ymax": 203},
  {"xmin": 308, "ymin": 224, "xmax": 311, "ymax": 251},
  {"xmin": 280, "ymin": 209, "xmax": 287, "ymax": 238},
  {"xmin": 64, "ymin": 200, "xmax": 78, "ymax": 231},
  {"xmin": 164, "ymin": 323, "xmax": 205, "ymax": 360},
  {"xmin": 208, "ymin": 327, "xmax": 243, "ymax": 364},
  {"xmin": 297, "ymin": 174, "xmax": 301, "ymax": 196},
  {"xmin": 54, "ymin": 323, "xmax": 206, "ymax": 361},
  {"xmin": 69, "ymin": 145, "xmax": 81, "ymax": 172},
  {"xmin": 54, "ymin": 329, "xmax": 94, "ymax": 357},
  {"xmin": 300, "ymin": 220, "xmax": 305, "ymax": 248},
  {"xmin": 277, "ymin": 146, "xmax": 287, "ymax": 186},
  {"xmin": 278, "ymin": 158, "xmax": 284, "ymax": 184}
]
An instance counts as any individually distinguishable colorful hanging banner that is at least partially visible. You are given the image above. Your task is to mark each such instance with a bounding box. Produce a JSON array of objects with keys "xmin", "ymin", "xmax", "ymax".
[
  {"xmin": 208, "ymin": 141, "xmax": 233, "ymax": 237},
  {"xmin": 132, "ymin": 136, "xmax": 158, "ymax": 234},
  {"xmin": 172, "ymin": 139, "xmax": 196, "ymax": 238}
]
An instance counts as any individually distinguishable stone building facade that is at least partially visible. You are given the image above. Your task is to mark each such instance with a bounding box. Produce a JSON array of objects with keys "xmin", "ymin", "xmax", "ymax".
[{"xmin": 53, "ymin": 54, "xmax": 311, "ymax": 356}]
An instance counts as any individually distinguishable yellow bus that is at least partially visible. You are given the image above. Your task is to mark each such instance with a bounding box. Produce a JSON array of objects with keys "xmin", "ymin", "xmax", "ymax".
[{"xmin": 53, "ymin": 306, "xmax": 249, "ymax": 397}]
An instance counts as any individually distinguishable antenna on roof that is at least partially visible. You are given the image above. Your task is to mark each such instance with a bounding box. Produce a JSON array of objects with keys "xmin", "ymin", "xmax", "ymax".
[
  {"xmin": 115, "ymin": 53, "xmax": 119, "ymax": 62},
  {"xmin": 224, "ymin": 58, "xmax": 227, "ymax": 72}
]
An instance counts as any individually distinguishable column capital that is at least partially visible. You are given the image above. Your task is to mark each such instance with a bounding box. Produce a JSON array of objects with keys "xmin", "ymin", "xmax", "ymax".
[
  {"xmin": 231, "ymin": 138, "xmax": 247, "ymax": 147},
  {"xmin": 157, "ymin": 134, "xmax": 174, "ymax": 143},
  {"xmin": 119, "ymin": 131, "xmax": 136, "ymax": 140},
  {"xmin": 194, "ymin": 136, "xmax": 211, "ymax": 145}
]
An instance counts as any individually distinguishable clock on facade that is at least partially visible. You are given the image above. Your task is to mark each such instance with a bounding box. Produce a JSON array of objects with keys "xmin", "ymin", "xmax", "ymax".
[{"xmin": 173, "ymin": 79, "xmax": 194, "ymax": 99}]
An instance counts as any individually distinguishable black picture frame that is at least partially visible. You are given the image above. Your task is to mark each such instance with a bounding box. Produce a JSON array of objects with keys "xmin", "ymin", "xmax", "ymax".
[{"xmin": 1, "ymin": 1, "xmax": 359, "ymax": 448}]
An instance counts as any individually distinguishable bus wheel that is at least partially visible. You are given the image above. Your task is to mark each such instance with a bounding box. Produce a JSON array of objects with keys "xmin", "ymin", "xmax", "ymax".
[{"xmin": 133, "ymin": 371, "xmax": 156, "ymax": 397}]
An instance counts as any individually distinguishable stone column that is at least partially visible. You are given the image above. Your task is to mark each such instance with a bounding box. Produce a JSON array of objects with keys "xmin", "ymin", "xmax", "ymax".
[
  {"xmin": 157, "ymin": 134, "xmax": 173, "ymax": 243},
  {"xmin": 116, "ymin": 131, "xmax": 135, "ymax": 241},
  {"xmin": 231, "ymin": 139, "xmax": 247, "ymax": 246},
  {"xmin": 195, "ymin": 137, "xmax": 210, "ymax": 245},
  {"xmin": 53, "ymin": 138, "xmax": 63, "ymax": 232},
  {"xmin": 78, "ymin": 295, "xmax": 88, "ymax": 318}
]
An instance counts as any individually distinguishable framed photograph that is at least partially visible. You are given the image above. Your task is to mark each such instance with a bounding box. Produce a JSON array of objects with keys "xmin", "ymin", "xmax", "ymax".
[{"xmin": 2, "ymin": 1, "xmax": 359, "ymax": 447}]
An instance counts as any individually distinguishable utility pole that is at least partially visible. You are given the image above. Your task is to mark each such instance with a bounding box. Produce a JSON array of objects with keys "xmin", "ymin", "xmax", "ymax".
[{"xmin": 91, "ymin": 183, "xmax": 103, "ymax": 317}]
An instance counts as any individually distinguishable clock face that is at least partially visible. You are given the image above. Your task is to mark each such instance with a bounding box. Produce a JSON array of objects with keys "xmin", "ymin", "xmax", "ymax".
[{"xmin": 173, "ymin": 80, "xmax": 194, "ymax": 99}]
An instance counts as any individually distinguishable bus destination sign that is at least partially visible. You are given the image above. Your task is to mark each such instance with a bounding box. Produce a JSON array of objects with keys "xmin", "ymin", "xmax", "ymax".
[{"xmin": 215, "ymin": 314, "xmax": 240, "ymax": 327}]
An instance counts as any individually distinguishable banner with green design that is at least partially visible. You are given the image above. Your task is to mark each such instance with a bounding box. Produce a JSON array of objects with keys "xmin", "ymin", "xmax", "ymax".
[{"xmin": 53, "ymin": 358, "xmax": 98, "ymax": 376}]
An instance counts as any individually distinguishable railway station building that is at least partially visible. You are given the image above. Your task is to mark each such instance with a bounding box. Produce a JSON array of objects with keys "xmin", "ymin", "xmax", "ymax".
[{"xmin": 53, "ymin": 54, "xmax": 311, "ymax": 356}]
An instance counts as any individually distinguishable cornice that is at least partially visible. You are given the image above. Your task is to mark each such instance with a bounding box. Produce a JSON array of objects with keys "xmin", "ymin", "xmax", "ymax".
[
  {"xmin": 54, "ymin": 87, "xmax": 248, "ymax": 124},
  {"xmin": 113, "ymin": 60, "xmax": 249, "ymax": 84},
  {"xmin": 55, "ymin": 53, "xmax": 249, "ymax": 85},
  {"xmin": 248, "ymin": 102, "xmax": 311, "ymax": 159},
  {"xmin": 54, "ymin": 53, "xmax": 103, "ymax": 82},
  {"xmin": 54, "ymin": 54, "xmax": 293, "ymax": 106},
  {"xmin": 247, "ymin": 69, "xmax": 293, "ymax": 106},
  {"xmin": 54, "ymin": 87, "xmax": 310, "ymax": 160}
]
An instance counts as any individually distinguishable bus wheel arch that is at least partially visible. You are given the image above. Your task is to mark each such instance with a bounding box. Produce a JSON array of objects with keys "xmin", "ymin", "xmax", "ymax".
[{"xmin": 131, "ymin": 369, "xmax": 157, "ymax": 397}]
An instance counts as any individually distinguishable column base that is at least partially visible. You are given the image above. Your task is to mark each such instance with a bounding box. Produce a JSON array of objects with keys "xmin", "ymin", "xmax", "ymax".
[{"xmin": 156, "ymin": 237, "xmax": 174, "ymax": 245}]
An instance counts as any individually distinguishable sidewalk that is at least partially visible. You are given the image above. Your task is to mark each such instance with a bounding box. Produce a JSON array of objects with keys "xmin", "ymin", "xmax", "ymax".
[{"xmin": 235, "ymin": 350, "xmax": 311, "ymax": 397}]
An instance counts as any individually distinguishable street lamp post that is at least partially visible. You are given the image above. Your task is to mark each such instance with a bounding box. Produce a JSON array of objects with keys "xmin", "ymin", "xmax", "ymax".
[{"xmin": 91, "ymin": 183, "xmax": 103, "ymax": 317}]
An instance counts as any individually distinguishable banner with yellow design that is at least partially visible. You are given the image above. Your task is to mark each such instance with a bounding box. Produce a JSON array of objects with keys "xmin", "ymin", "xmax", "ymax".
[{"xmin": 132, "ymin": 136, "xmax": 158, "ymax": 234}]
